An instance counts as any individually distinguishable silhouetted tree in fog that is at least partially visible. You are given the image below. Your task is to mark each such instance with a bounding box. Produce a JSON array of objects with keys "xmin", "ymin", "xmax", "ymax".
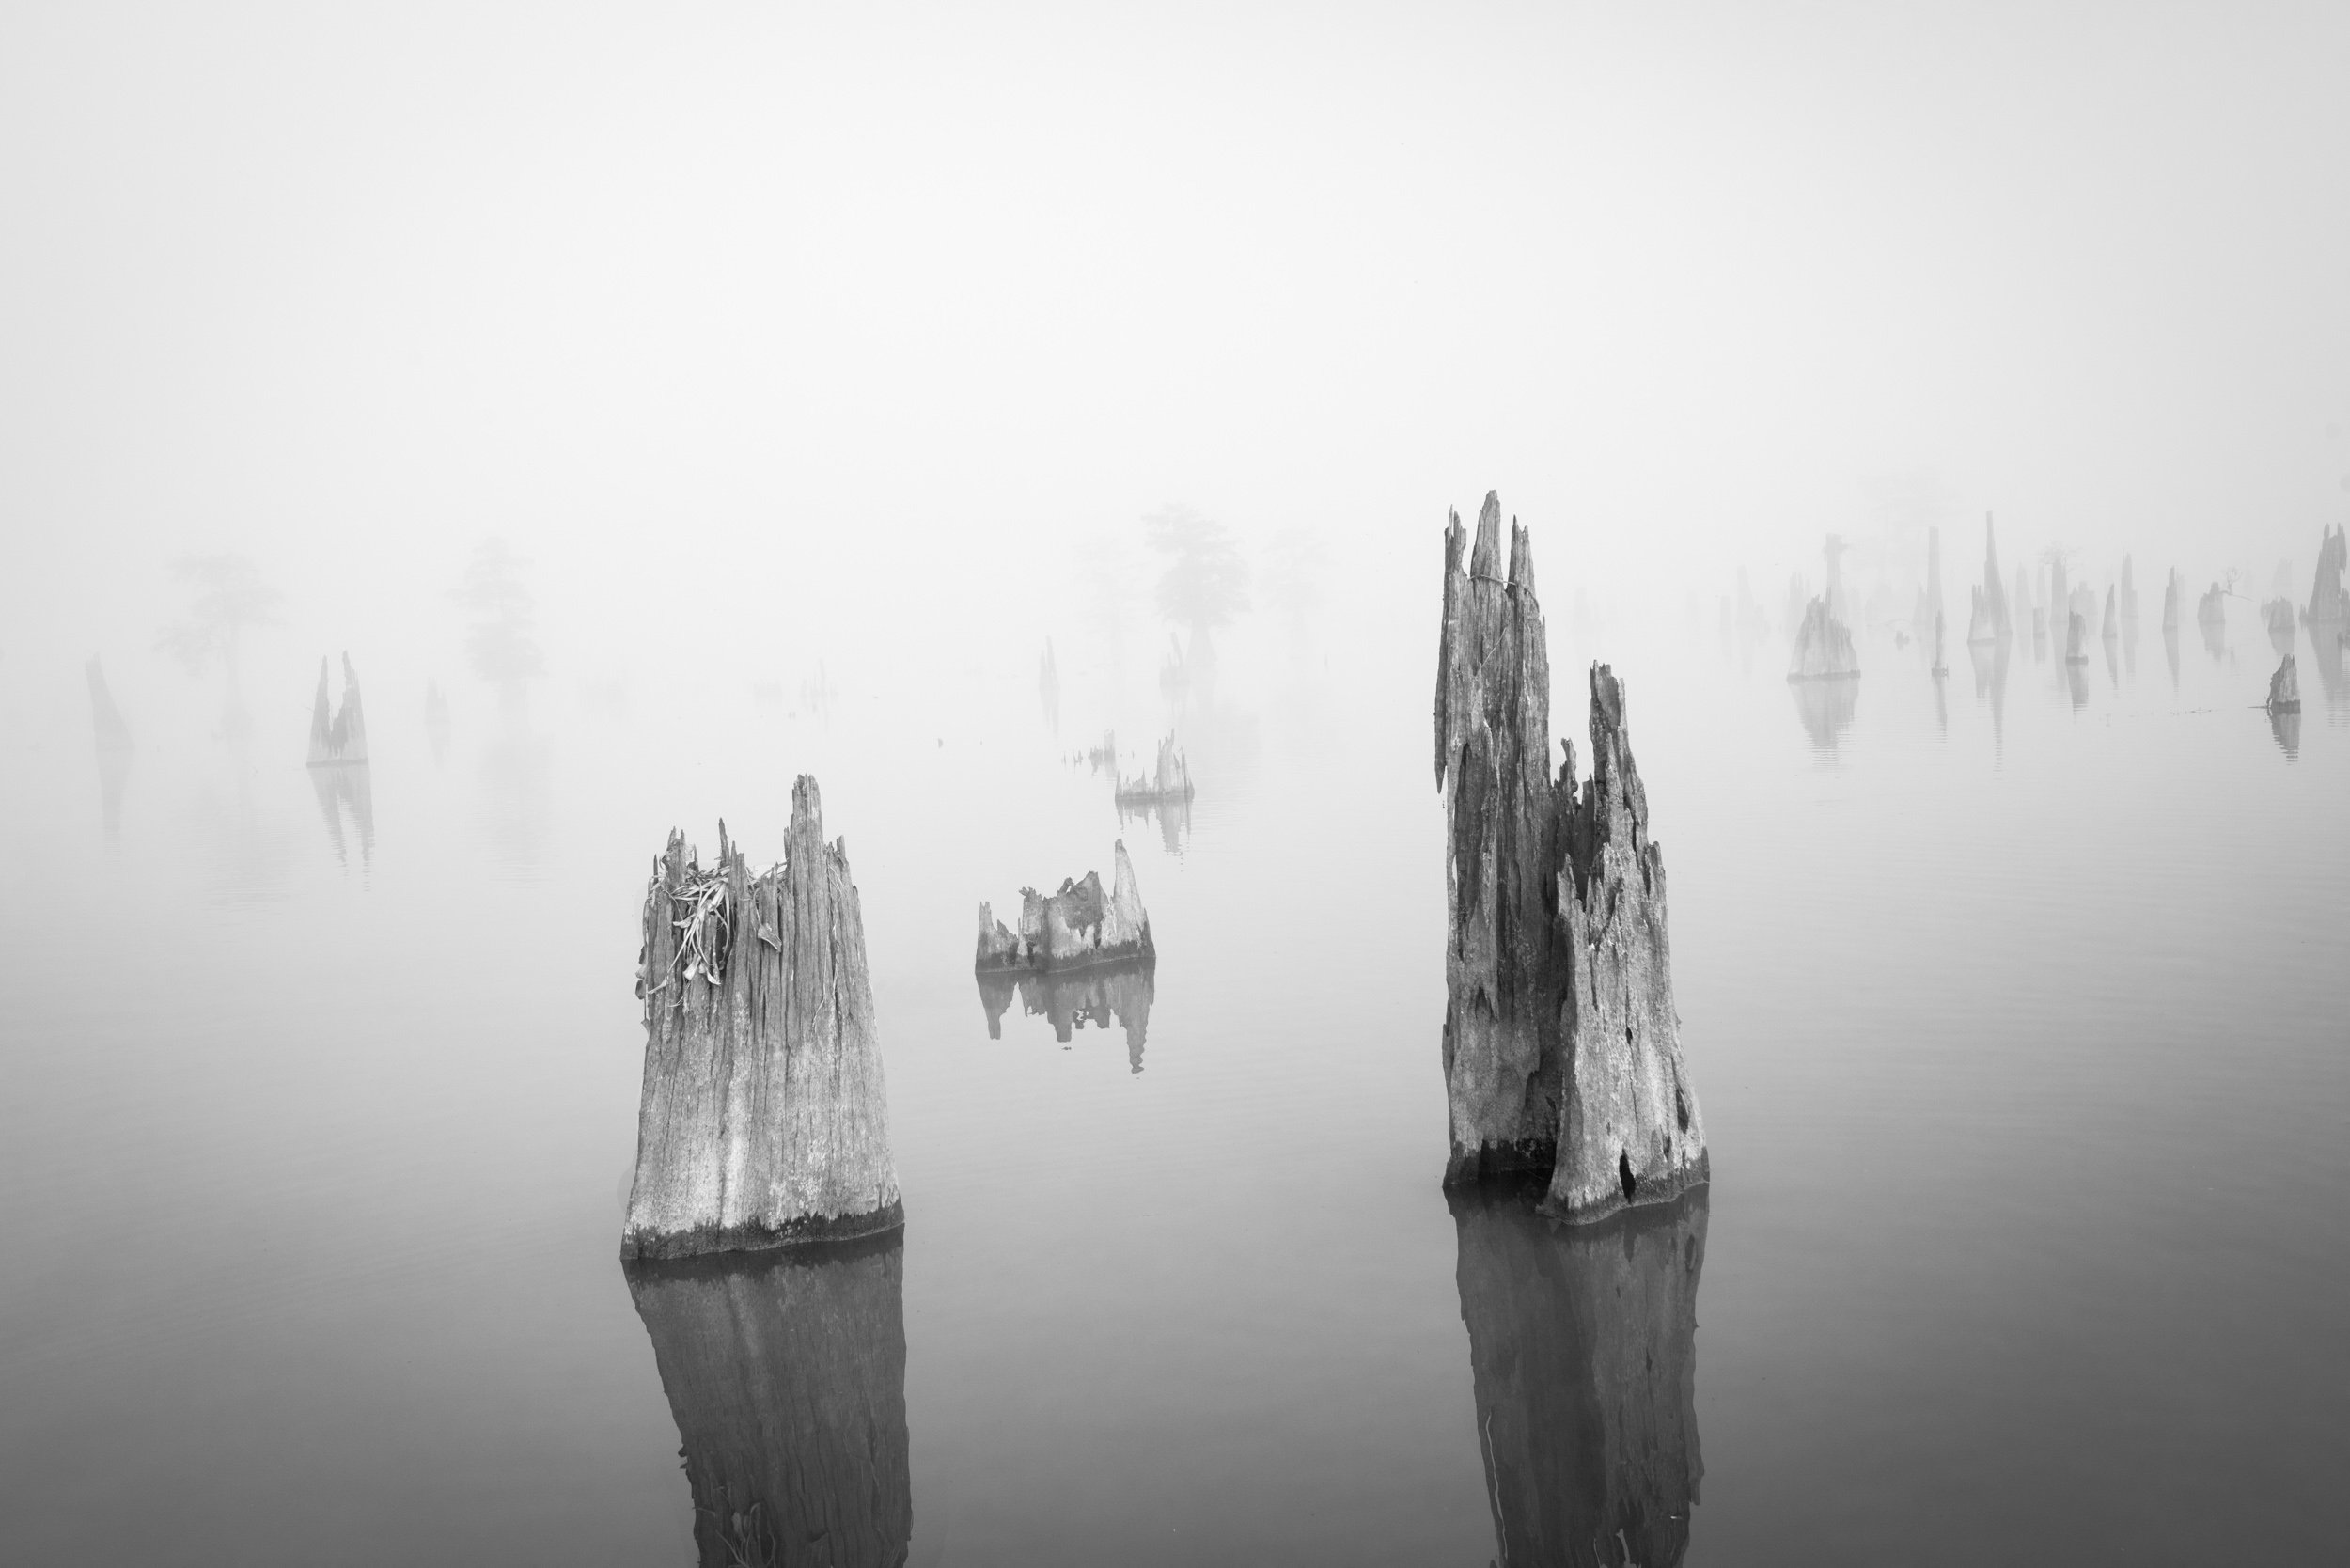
[
  {"xmin": 453, "ymin": 539, "xmax": 543, "ymax": 706},
  {"xmin": 158, "ymin": 555, "xmax": 281, "ymax": 678},
  {"xmin": 1143, "ymin": 504, "xmax": 1249, "ymax": 644}
]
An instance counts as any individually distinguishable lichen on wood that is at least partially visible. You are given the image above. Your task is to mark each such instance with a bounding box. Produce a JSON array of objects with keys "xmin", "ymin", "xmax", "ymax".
[{"xmin": 623, "ymin": 775, "xmax": 901, "ymax": 1262}]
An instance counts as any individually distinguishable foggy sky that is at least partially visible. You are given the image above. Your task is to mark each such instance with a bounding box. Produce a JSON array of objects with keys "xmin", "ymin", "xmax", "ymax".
[{"xmin": 5, "ymin": 1, "xmax": 2346, "ymax": 690}]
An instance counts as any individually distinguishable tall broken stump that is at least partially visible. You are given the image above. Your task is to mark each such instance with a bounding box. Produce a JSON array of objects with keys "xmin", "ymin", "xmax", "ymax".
[
  {"xmin": 624, "ymin": 775, "xmax": 902, "ymax": 1261},
  {"xmin": 1435, "ymin": 494, "xmax": 1710, "ymax": 1222}
]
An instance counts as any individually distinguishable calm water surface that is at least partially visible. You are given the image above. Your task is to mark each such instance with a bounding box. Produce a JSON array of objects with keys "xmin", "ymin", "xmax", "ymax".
[{"xmin": 2, "ymin": 604, "xmax": 2342, "ymax": 1563}]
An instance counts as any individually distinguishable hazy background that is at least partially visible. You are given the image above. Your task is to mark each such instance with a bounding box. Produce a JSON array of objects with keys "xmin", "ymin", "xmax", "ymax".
[
  {"xmin": 7, "ymin": 8, "xmax": 2349, "ymax": 1560},
  {"xmin": 5, "ymin": 0, "xmax": 2347, "ymax": 731}
]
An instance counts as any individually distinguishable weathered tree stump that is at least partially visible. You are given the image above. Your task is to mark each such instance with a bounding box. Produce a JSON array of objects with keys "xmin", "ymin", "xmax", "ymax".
[
  {"xmin": 2309, "ymin": 524, "xmax": 2349, "ymax": 626},
  {"xmin": 1786, "ymin": 596, "xmax": 1860, "ymax": 681},
  {"xmin": 1551, "ymin": 666, "xmax": 1711, "ymax": 1222},
  {"xmin": 974, "ymin": 841, "xmax": 1154, "ymax": 973},
  {"xmin": 2268, "ymin": 652, "xmax": 2302, "ymax": 714},
  {"xmin": 306, "ymin": 652, "xmax": 368, "ymax": 766},
  {"xmin": 1434, "ymin": 495, "xmax": 1710, "ymax": 1220},
  {"xmin": 1434, "ymin": 494, "xmax": 1566, "ymax": 1181},
  {"xmin": 1966, "ymin": 515, "xmax": 2010, "ymax": 646},
  {"xmin": 623, "ymin": 776, "xmax": 901, "ymax": 1261},
  {"xmin": 1113, "ymin": 734, "xmax": 1194, "ymax": 805}
]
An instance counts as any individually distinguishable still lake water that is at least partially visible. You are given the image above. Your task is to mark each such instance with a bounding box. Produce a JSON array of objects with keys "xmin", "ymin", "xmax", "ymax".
[{"xmin": 2, "ymin": 600, "xmax": 2342, "ymax": 1564}]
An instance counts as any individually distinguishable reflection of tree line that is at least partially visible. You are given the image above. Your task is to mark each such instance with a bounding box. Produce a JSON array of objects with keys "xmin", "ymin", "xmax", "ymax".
[{"xmin": 626, "ymin": 1182, "xmax": 1708, "ymax": 1565}]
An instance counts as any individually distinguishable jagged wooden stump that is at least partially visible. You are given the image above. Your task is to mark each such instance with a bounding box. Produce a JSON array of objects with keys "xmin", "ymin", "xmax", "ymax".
[
  {"xmin": 623, "ymin": 775, "xmax": 901, "ymax": 1261},
  {"xmin": 975, "ymin": 841, "xmax": 1154, "ymax": 974},
  {"xmin": 1434, "ymin": 493, "xmax": 1566, "ymax": 1180},
  {"xmin": 1434, "ymin": 495, "xmax": 1710, "ymax": 1219},
  {"xmin": 1552, "ymin": 666, "xmax": 1711, "ymax": 1222}
]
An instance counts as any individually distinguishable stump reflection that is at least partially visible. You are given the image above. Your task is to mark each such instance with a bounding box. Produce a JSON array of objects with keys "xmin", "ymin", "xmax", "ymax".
[
  {"xmin": 1790, "ymin": 676, "xmax": 1858, "ymax": 756},
  {"xmin": 1450, "ymin": 1180, "xmax": 1707, "ymax": 1568},
  {"xmin": 976, "ymin": 957, "xmax": 1154, "ymax": 1072},
  {"xmin": 625, "ymin": 1232, "xmax": 911, "ymax": 1568},
  {"xmin": 307, "ymin": 761, "xmax": 375, "ymax": 871}
]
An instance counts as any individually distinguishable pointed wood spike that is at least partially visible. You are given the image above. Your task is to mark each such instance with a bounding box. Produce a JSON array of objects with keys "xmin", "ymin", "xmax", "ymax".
[{"xmin": 1471, "ymin": 492, "xmax": 1502, "ymax": 577}]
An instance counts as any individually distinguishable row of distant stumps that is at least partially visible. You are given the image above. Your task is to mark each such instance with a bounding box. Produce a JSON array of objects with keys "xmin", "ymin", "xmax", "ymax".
[{"xmin": 1784, "ymin": 516, "xmax": 2346, "ymax": 720}]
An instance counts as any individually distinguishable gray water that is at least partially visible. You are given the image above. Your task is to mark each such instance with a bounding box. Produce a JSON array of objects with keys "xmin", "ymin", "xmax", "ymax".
[{"xmin": 3, "ymin": 605, "xmax": 2342, "ymax": 1564}]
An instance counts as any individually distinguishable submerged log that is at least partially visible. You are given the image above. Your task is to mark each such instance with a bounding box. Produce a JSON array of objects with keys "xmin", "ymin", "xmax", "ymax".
[
  {"xmin": 1551, "ymin": 666, "xmax": 1710, "ymax": 1222},
  {"xmin": 625, "ymin": 1232, "xmax": 911, "ymax": 1568},
  {"xmin": 974, "ymin": 841, "xmax": 1154, "ymax": 974},
  {"xmin": 2267, "ymin": 653, "xmax": 2302, "ymax": 714},
  {"xmin": 1451, "ymin": 1179, "xmax": 1707, "ymax": 1568},
  {"xmin": 1786, "ymin": 595, "xmax": 1860, "ymax": 682},
  {"xmin": 306, "ymin": 653, "xmax": 368, "ymax": 766},
  {"xmin": 623, "ymin": 776, "xmax": 901, "ymax": 1262},
  {"xmin": 1435, "ymin": 497, "xmax": 1709, "ymax": 1214},
  {"xmin": 1434, "ymin": 494, "xmax": 1567, "ymax": 1180}
]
